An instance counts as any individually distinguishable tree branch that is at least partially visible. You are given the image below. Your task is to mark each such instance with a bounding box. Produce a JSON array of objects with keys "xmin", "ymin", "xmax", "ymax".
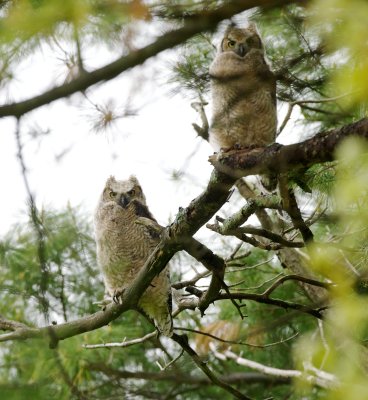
[
  {"xmin": 175, "ymin": 326, "xmax": 298, "ymax": 348},
  {"xmin": 83, "ymin": 331, "xmax": 156, "ymax": 349},
  {"xmin": 88, "ymin": 362, "xmax": 290, "ymax": 386},
  {"xmin": 261, "ymin": 274, "xmax": 331, "ymax": 297},
  {"xmin": 212, "ymin": 347, "xmax": 339, "ymax": 389},
  {"xmin": 172, "ymin": 333, "xmax": 254, "ymax": 400},
  {"xmin": 278, "ymin": 174, "xmax": 314, "ymax": 243},
  {"xmin": 217, "ymin": 292, "xmax": 324, "ymax": 319},
  {"xmin": 207, "ymin": 218, "xmax": 305, "ymax": 249},
  {"xmin": 209, "ymin": 118, "xmax": 368, "ymax": 178}
]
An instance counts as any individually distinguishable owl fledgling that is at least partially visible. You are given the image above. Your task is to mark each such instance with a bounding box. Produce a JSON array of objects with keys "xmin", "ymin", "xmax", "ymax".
[
  {"xmin": 94, "ymin": 175, "xmax": 173, "ymax": 337},
  {"xmin": 209, "ymin": 23, "xmax": 277, "ymax": 152}
]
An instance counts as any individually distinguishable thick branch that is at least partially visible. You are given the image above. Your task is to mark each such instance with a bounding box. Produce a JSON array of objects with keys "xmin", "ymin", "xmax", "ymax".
[
  {"xmin": 184, "ymin": 239, "xmax": 245, "ymax": 319},
  {"xmin": 209, "ymin": 118, "xmax": 368, "ymax": 178},
  {"xmin": 218, "ymin": 195, "xmax": 281, "ymax": 231},
  {"xmin": 0, "ymin": 0, "xmax": 294, "ymax": 118},
  {"xmin": 235, "ymin": 179, "xmax": 274, "ymax": 230},
  {"xmin": 182, "ymin": 239, "xmax": 226, "ymax": 315},
  {"xmin": 278, "ymin": 174, "xmax": 314, "ymax": 242}
]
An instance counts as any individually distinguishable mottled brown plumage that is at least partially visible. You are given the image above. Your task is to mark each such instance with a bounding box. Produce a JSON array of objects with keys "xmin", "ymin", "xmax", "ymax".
[
  {"xmin": 209, "ymin": 23, "xmax": 277, "ymax": 152},
  {"xmin": 94, "ymin": 175, "xmax": 173, "ymax": 336}
]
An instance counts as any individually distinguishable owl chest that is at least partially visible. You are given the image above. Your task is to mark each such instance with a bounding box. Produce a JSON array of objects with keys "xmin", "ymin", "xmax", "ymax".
[
  {"xmin": 210, "ymin": 79, "xmax": 276, "ymax": 149},
  {"xmin": 211, "ymin": 82, "xmax": 257, "ymax": 134},
  {"xmin": 96, "ymin": 216, "xmax": 153, "ymax": 269}
]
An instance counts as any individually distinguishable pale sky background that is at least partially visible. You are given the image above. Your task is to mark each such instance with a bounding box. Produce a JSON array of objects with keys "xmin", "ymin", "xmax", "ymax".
[{"xmin": 0, "ymin": 22, "xmax": 301, "ymax": 241}]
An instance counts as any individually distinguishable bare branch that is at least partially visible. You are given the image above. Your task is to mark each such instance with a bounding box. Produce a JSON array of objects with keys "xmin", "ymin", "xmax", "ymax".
[
  {"xmin": 261, "ymin": 274, "xmax": 332, "ymax": 297},
  {"xmin": 175, "ymin": 326, "xmax": 299, "ymax": 348},
  {"xmin": 83, "ymin": 331, "xmax": 156, "ymax": 349},
  {"xmin": 235, "ymin": 179, "xmax": 274, "ymax": 230},
  {"xmin": 88, "ymin": 362, "xmax": 291, "ymax": 385},
  {"xmin": 180, "ymin": 285, "xmax": 323, "ymax": 319},
  {"xmin": 219, "ymin": 195, "xmax": 282, "ymax": 232},
  {"xmin": 156, "ymin": 348, "xmax": 185, "ymax": 371},
  {"xmin": 172, "ymin": 270, "xmax": 211, "ymax": 291},
  {"xmin": 217, "ymin": 292, "xmax": 324, "ymax": 319},
  {"xmin": 212, "ymin": 347, "xmax": 339, "ymax": 389},
  {"xmin": 207, "ymin": 217, "xmax": 304, "ymax": 249},
  {"xmin": 191, "ymin": 100, "xmax": 209, "ymax": 140}
]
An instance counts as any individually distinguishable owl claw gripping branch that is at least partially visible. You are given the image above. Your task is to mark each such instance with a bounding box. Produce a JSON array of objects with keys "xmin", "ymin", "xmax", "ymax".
[
  {"xmin": 112, "ymin": 288, "xmax": 125, "ymax": 304},
  {"xmin": 95, "ymin": 175, "xmax": 173, "ymax": 337}
]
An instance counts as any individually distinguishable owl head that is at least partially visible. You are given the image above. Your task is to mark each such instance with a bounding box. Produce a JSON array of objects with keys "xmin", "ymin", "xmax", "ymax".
[
  {"xmin": 221, "ymin": 22, "xmax": 263, "ymax": 57},
  {"xmin": 101, "ymin": 175, "xmax": 147, "ymax": 208}
]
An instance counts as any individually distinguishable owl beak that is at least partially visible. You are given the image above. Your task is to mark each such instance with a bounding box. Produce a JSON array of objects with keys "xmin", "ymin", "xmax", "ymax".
[
  {"xmin": 237, "ymin": 43, "xmax": 248, "ymax": 57},
  {"xmin": 119, "ymin": 194, "xmax": 130, "ymax": 208}
]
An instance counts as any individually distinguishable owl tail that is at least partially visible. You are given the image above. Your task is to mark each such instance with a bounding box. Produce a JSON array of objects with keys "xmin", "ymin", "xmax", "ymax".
[{"xmin": 155, "ymin": 311, "xmax": 173, "ymax": 337}]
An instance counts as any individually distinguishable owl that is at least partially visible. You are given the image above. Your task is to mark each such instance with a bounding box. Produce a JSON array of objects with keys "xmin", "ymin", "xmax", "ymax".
[
  {"xmin": 94, "ymin": 175, "xmax": 173, "ymax": 337},
  {"xmin": 209, "ymin": 23, "xmax": 277, "ymax": 152}
]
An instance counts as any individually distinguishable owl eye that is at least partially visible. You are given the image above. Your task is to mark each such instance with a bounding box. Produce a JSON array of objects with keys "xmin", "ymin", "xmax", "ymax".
[
  {"xmin": 228, "ymin": 39, "xmax": 236, "ymax": 48},
  {"xmin": 127, "ymin": 189, "xmax": 135, "ymax": 196},
  {"xmin": 109, "ymin": 191, "xmax": 117, "ymax": 199}
]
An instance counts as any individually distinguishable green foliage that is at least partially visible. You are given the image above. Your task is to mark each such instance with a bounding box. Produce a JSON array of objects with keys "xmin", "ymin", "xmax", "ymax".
[
  {"xmin": 309, "ymin": 0, "xmax": 368, "ymax": 111},
  {"xmin": 0, "ymin": 206, "xmax": 100, "ymax": 320},
  {"xmin": 169, "ymin": 34, "xmax": 215, "ymax": 100},
  {"xmin": 294, "ymin": 138, "xmax": 368, "ymax": 399}
]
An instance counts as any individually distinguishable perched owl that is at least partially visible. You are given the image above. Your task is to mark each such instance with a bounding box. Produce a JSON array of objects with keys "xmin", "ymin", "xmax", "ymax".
[
  {"xmin": 94, "ymin": 175, "xmax": 173, "ymax": 337},
  {"xmin": 209, "ymin": 23, "xmax": 277, "ymax": 151}
]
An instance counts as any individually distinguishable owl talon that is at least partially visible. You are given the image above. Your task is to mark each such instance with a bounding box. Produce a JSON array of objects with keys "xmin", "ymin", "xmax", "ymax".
[{"xmin": 112, "ymin": 288, "xmax": 125, "ymax": 304}]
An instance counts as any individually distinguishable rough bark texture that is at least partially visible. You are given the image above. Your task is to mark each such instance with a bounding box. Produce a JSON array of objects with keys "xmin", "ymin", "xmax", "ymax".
[{"xmin": 210, "ymin": 118, "xmax": 368, "ymax": 177}]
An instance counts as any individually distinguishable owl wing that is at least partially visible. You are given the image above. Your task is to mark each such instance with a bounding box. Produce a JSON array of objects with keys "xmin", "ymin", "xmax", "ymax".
[
  {"xmin": 135, "ymin": 203, "xmax": 173, "ymax": 337},
  {"xmin": 257, "ymin": 66, "xmax": 276, "ymax": 105},
  {"xmin": 135, "ymin": 216, "xmax": 163, "ymax": 241}
]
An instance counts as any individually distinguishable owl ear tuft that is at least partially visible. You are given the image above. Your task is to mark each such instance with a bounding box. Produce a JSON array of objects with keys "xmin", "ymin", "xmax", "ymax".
[
  {"xmin": 224, "ymin": 22, "xmax": 236, "ymax": 36},
  {"xmin": 247, "ymin": 21, "xmax": 258, "ymax": 32},
  {"xmin": 129, "ymin": 175, "xmax": 140, "ymax": 186},
  {"xmin": 106, "ymin": 175, "xmax": 116, "ymax": 186}
]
